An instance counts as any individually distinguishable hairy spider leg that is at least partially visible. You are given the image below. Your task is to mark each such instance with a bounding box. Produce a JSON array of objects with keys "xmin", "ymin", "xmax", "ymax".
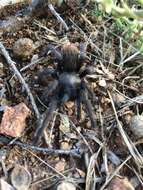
[
  {"xmin": 79, "ymin": 65, "xmax": 96, "ymax": 78},
  {"xmin": 37, "ymin": 68, "xmax": 57, "ymax": 85},
  {"xmin": 81, "ymin": 84, "xmax": 96, "ymax": 128},
  {"xmin": 33, "ymin": 99, "xmax": 58, "ymax": 144},
  {"xmin": 79, "ymin": 42, "xmax": 87, "ymax": 60},
  {"xmin": 41, "ymin": 80, "xmax": 58, "ymax": 105},
  {"xmin": 84, "ymin": 81, "xmax": 97, "ymax": 103},
  {"xmin": 76, "ymin": 95, "xmax": 81, "ymax": 120},
  {"xmin": 34, "ymin": 69, "xmax": 59, "ymax": 144},
  {"xmin": 46, "ymin": 45, "xmax": 63, "ymax": 61},
  {"xmin": 79, "ymin": 66, "xmax": 97, "ymax": 103}
]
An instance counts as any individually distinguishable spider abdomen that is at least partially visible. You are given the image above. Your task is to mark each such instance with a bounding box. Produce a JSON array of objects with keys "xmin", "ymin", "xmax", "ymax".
[{"xmin": 58, "ymin": 73, "xmax": 81, "ymax": 103}]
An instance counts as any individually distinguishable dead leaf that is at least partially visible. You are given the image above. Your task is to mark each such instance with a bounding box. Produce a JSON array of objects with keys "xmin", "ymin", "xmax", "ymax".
[
  {"xmin": 107, "ymin": 177, "xmax": 135, "ymax": 190},
  {"xmin": 11, "ymin": 165, "xmax": 32, "ymax": 190},
  {"xmin": 98, "ymin": 78, "xmax": 107, "ymax": 87},
  {"xmin": 129, "ymin": 115, "xmax": 143, "ymax": 138},
  {"xmin": 55, "ymin": 159, "xmax": 66, "ymax": 172}
]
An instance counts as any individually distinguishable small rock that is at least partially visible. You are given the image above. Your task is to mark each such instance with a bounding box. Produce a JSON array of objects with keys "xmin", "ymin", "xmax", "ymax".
[
  {"xmin": 57, "ymin": 181, "xmax": 76, "ymax": 190},
  {"xmin": 60, "ymin": 142, "xmax": 71, "ymax": 150},
  {"xmin": 11, "ymin": 165, "xmax": 32, "ymax": 190},
  {"xmin": 112, "ymin": 92, "xmax": 125, "ymax": 106},
  {"xmin": 0, "ymin": 103, "xmax": 31, "ymax": 137},
  {"xmin": 107, "ymin": 177, "xmax": 135, "ymax": 190},
  {"xmin": 98, "ymin": 78, "xmax": 106, "ymax": 87},
  {"xmin": 31, "ymin": 54, "xmax": 39, "ymax": 63},
  {"xmin": 13, "ymin": 38, "xmax": 35, "ymax": 59},
  {"xmin": 0, "ymin": 179, "xmax": 14, "ymax": 190},
  {"xmin": 129, "ymin": 115, "xmax": 143, "ymax": 138}
]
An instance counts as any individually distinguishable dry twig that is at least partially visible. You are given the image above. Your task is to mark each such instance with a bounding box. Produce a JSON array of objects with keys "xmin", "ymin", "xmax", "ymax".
[
  {"xmin": 0, "ymin": 42, "xmax": 40, "ymax": 119},
  {"xmin": 48, "ymin": 4, "xmax": 69, "ymax": 31},
  {"xmin": 0, "ymin": 136, "xmax": 82, "ymax": 158}
]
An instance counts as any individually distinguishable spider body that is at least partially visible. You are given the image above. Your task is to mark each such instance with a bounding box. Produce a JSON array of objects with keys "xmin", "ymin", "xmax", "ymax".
[
  {"xmin": 58, "ymin": 43, "xmax": 81, "ymax": 72},
  {"xmin": 58, "ymin": 73, "xmax": 81, "ymax": 103},
  {"xmin": 34, "ymin": 42, "xmax": 96, "ymax": 144}
]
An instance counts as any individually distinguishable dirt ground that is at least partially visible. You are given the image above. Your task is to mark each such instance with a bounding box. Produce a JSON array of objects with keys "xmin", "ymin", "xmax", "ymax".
[{"xmin": 0, "ymin": 1, "xmax": 143, "ymax": 190}]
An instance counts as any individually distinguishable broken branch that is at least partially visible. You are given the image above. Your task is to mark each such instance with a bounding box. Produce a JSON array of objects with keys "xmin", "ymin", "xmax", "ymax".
[
  {"xmin": 0, "ymin": 136, "xmax": 82, "ymax": 158},
  {"xmin": 0, "ymin": 42, "xmax": 40, "ymax": 119}
]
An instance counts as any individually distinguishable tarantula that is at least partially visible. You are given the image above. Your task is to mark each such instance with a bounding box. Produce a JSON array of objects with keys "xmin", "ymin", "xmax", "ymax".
[{"xmin": 33, "ymin": 42, "xmax": 97, "ymax": 144}]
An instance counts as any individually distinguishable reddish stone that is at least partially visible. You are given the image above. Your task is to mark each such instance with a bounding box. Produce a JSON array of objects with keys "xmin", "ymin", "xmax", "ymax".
[{"xmin": 0, "ymin": 103, "xmax": 31, "ymax": 137}]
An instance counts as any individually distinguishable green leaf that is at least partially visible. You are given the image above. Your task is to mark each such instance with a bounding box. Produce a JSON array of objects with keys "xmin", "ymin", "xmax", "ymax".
[{"xmin": 94, "ymin": 0, "xmax": 114, "ymax": 13}]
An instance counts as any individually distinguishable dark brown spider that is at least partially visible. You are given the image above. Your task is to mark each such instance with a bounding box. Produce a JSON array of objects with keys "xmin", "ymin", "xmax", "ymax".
[{"xmin": 33, "ymin": 42, "xmax": 97, "ymax": 144}]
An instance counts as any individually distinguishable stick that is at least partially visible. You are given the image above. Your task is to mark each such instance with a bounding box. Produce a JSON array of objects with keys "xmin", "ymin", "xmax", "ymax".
[
  {"xmin": 0, "ymin": 42, "xmax": 40, "ymax": 119},
  {"xmin": 120, "ymin": 94, "xmax": 143, "ymax": 108},
  {"xmin": 0, "ymin": 136, "xmax": 82, "ymax": 158},
  {"xmin": 48, "ymin": 4, "xmax": 69, "ymax": 31}
]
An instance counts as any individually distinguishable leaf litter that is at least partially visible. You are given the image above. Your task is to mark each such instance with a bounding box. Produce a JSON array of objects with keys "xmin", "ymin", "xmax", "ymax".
[{"xmin": 0, "ymin": 0, "xmax": 143, "ymax": 189}]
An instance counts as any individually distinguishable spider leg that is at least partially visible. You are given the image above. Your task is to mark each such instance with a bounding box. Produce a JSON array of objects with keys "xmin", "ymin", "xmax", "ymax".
[
  {"xmin": 79, "ymin": 66, "xmax": 96, "ymax": 78},
  {"xmin": 79, "ymin": 42, "xmax": 87, "ymax": 59},
  {"xmin": 83, "ymin": 81, "xmax": 97, "ymax": 103},
  {"xmin": 45, "ymin": 45, "xmax": 63, "ymax": 61},
  {"xmin": 37, "ymin": 68, "xmax": 58, "ymax": 86},
  {"xmin": 81, "ymin": 87, "xmax": 96, "ymax": 128},
  {"xmin": 76, "ymin": 95, "xmax": 81, "ymax": 120},
  {"xmin": 41, "ymin": 80, "xmax": 58, "ymax": 105},
  {"xmin": 33, "ymin": 98, "xmax": 58, "ymax": 145}
]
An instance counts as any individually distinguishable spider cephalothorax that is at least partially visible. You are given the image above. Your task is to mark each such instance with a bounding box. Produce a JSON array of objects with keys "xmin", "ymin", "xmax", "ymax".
[
  {"xmin": 34, "ymin": 42, "xmax": 96, "ymax": 144},
  {"xmin": 58, "ymin": 43, "xmax": 81, "ymax": 72}
]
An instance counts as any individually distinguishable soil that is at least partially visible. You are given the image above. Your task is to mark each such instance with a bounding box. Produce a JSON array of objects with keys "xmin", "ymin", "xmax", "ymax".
[{"xmin": 0, "ymin": 1, "xmax": 143, "ymax": 190}]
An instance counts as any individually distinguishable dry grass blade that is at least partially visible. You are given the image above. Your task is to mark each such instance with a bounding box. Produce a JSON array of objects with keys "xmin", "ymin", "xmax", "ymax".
[
  {"xmin": 48, "ymin": 4, "xmax": 69, "ymax": 31},
  {"xmin": 28, "ymin": 150, "xmax": 66, "ymax": 178},
  {"xmin": 70, "ymin": 120, "xmax": 93, "ymax": 154},
  {"xmin": 108, "ymin": 90, "xmax": 143, "ymax": 167},
  {"xmin": 119, "ymin": 51, "xmax": 140, "ymax": 66},
  {"xmin": 33, "ymin": 20, "xmax": 56, "ymax": 35},
  {"xmin": 85, "ymin": 151, "xmax": 101, "ymax": 190},
  {"xmin": 120, "ymin": 94, "xmax": 143, "ymax": 108},
  {"xmin": 128, "ymin": 61, "xmax": 143, "ymax": 76}
]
